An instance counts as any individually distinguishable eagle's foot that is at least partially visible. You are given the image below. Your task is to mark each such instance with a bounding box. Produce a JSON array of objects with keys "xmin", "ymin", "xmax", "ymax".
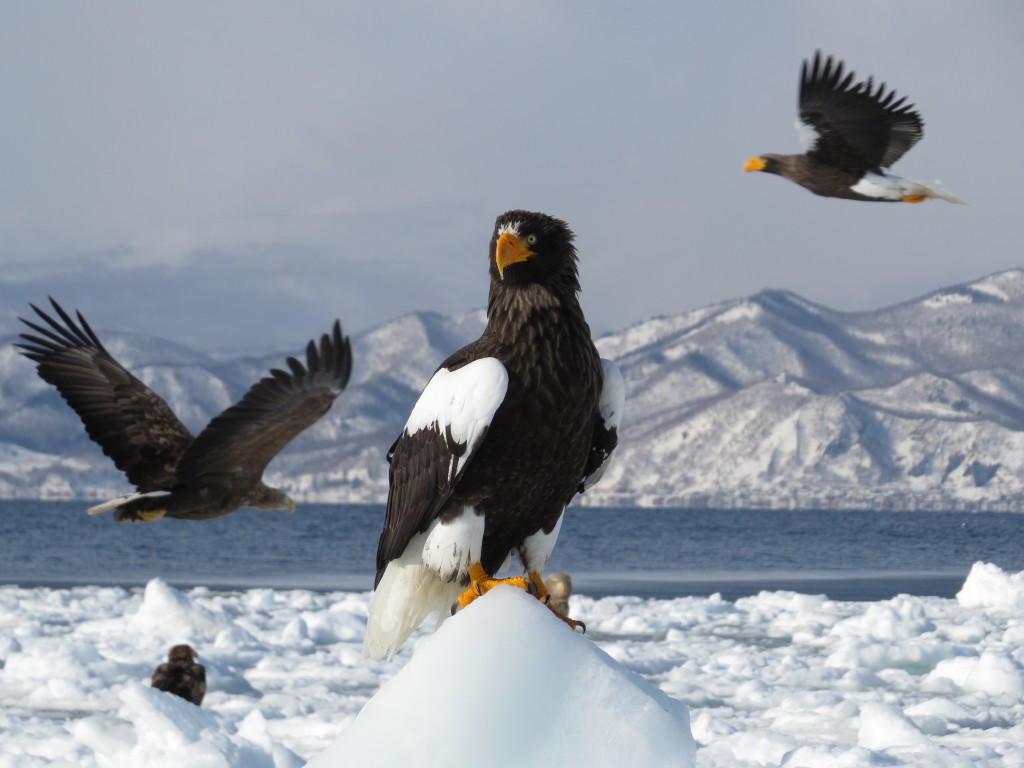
[
  {"xmin": 456, "ymin": 562, "xmax": 533, "ymax": 609},
  {"xmin": 901, "ymin": 195, "xmax": 926, "ymax": 203},
  {"xmin": 114, "ymin": 508, "xmax": 167, "ymax": 524},
  {"xmin": 528, "ymin": 572, "xmax": 586, "ymax": 634}
]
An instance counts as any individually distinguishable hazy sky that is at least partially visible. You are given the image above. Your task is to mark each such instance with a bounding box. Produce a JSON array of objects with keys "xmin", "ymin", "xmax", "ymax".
[{"xmin": 1, "ymin": 1, "xmax": 1021, "ymax": 351}]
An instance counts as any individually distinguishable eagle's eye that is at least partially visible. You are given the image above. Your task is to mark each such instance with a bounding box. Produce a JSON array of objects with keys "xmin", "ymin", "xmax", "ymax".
[{"xmin": 526, "ymin": 234, "xmax": 538, "ymax": 245}]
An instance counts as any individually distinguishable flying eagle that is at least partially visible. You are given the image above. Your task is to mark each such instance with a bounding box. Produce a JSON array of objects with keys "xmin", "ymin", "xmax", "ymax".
[
  {"xmin": 363, "ymin": 210, "xmax": 625, "ymax": 659},
  {"xmin": 151, "ymin": 644, "xmax": 206, "ymax": 705},
  {"xmin": 16, "ymin": 299, "xmax": 352, "ymax": 522},
  {"xmin": 744, "ymin": 51, "xmax": 964, "ymax": 203}
]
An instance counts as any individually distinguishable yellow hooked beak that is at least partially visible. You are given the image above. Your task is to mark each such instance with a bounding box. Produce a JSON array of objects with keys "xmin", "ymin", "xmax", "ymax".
[
  {"xmin": 743, "ymin": 156, "xmax": 766, "ymax": 173},
  {"xmin": 495, "ymin": 232, "xmax": 533, "ymax": 279}
]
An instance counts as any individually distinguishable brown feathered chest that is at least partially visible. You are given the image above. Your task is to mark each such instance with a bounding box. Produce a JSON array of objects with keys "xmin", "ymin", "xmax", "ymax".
[{"xmin": 447, "ymin": 289, "xmax": 602, "ymax": 573}]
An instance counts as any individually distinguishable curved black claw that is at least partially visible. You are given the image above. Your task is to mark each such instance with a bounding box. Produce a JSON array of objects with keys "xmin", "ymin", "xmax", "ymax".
[{"xmin": 573, "ymin": 619, "xmax": 587, "ymax": 634}]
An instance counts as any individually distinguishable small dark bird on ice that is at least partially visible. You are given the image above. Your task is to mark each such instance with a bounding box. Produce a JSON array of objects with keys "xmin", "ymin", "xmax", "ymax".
[
  {"xmin": 744, "ymin": 51, "xmax": 963, "ymax": 204},
  {"xmin": 363, "ymin": 210, "xmax": 625, "ymax": 659},
  {"xmin": 151, "ymin": 644, "xmax": 206, "ymax": 705},
  {"xmin": 16, "ymin": 298, "xmax": 352, "ymax": 522}
]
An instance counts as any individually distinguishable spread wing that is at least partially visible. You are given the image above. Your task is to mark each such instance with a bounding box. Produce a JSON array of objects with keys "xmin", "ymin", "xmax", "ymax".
[
  {"xmin": 15, "ymin": 299, "xmax": 192, "ymax": 491},
  {"xmin": 798, "ymin": 51, "xmax": 924, "ymax": 171},
  {"xmin": 173, "ymin": 320, "xmax": 352, "ymax": 493},
  {"xmin": 579, "ymin": 358, "xmax": 625, "ymax": 493},
  {"xmin": 375, "ymin": 355, "xmax": 508, "ymax": 584}
]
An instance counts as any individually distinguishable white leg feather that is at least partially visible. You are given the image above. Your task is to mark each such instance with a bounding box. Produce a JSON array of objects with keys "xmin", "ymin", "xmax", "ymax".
[
  {"xmin": 518, "ymin": 513, "xmax": 564, "ymax": 574},
  {"xmin": 86, "ymin": 490, "xmax": 171, "ymax": 515}
]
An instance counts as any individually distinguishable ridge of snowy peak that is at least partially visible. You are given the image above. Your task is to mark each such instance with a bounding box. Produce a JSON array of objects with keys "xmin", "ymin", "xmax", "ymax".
[
  {"xmin": 752, "ymin": 288, "xmax": 836, "ymax": 323},
  {"xmin": 967, "ymin": 268, "xmax": 1024, "ymax": 301},
  {"xmin": 351, "ymin": 310, "xmax": 484, "ymax": 387},
  {"xmin": 890, "ymin": 268, "xmax": 1024, "ymax": 317},
  {"xmin": 9, "ymin": 270, "xmax": 1024, "ymax": 509},
  {"xmin": 594, "ymin": 303, "xmax": 723, "ymax": 360}
]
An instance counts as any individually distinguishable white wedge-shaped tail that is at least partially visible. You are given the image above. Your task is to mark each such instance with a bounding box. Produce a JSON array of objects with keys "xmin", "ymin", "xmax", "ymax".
[{"xmin": 86, "ymin": 490, "xmax": 171, "ymax": 515}]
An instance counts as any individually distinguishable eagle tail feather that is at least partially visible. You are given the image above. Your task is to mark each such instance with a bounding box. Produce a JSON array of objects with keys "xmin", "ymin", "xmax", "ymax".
[
  {"xmin": 86, "ymin": 490, "xmax": 172, "ymax": 515},
  {"xmin": 908, "ymin": 179, "xmax": 966, "ymax": 204},
  {"xmin": 363, "ymin": 561, "xmax": 461, "ymax": 660}
]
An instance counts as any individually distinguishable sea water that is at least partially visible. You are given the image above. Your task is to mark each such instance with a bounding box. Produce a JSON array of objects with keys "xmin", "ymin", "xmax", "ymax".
[{"xmin": 2, "ymin": 500, "xmax": 1021, "ymax": 600}]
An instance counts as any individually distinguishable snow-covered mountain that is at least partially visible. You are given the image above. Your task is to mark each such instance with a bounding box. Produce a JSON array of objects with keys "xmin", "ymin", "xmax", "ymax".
[{"xmin": 5, "ymin": 270, "xmax": 1024, "ymax": 511}]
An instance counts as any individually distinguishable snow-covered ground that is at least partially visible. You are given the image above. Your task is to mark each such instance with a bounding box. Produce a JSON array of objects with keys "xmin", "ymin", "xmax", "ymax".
[{"xmin": 2, "ymin": 563, "xmax": 1023, "ymax": 767}]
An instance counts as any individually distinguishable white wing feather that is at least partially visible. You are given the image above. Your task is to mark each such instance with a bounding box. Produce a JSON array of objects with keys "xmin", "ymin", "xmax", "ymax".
[
  {"xmin": 403, "ymin": 357, "xmax": 508, "ymax": 481},
  {"xmin": 581, "ymin": 359, "xmax": 625, "ymax": 491},
  {"xmin": 795, "ymin": 118, "xmax": 820, "ymax": 152}
]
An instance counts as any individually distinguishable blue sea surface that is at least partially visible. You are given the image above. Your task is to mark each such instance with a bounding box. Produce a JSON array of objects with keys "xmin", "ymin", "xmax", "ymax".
[{"xmin": 2, "ymin": 500, "xmax": 1022, "ymax": 600}]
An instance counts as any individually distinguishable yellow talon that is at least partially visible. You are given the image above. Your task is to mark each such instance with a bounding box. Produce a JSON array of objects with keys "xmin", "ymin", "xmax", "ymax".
[
  {"xmin": 456, "ymin": 562, "xmax": 530, "ymax": 609},
  {"xmin": 529, "ymin": 571, "xmax": 586, "ymax": 633},
  {"xmin": 455, "ymin": 564, "xmax": 585, "ymax": 632},
  {"xmin": 116, "ymin": 508, "xmax": 167, "ymax": 523},
  {"xmin": 901, "ymin": 195, "xmax": 926, "ymax": 203}
]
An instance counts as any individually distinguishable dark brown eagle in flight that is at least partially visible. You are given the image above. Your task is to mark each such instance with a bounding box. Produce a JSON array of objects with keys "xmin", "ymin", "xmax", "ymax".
[
  {"xmin": 744, "ymin": 51, "xmax": 963, "ymax": 203},
  {"xmin": 151, "ymin": 644, "xmax": 206, "ymax": 705},
  {"xmin": 16, "ymin": 299, "xmax": 352, "ymax": 522},
  {"xmin": 363, "ymin": 210, "xmax": 625, "ymax": 659}
]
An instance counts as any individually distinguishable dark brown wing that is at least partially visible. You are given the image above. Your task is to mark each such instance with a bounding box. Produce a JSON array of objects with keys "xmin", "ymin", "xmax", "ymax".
[
  {"xmin": 15, "ymin": 299, "xmax": 192, "ymax": 491},
  {"xmin": 172, "ymin": 320, "xmax": 351, "ymax": 493},
  {"xmin": 799, "ymin": 51, "xmax": 924, "ymax": 171}
]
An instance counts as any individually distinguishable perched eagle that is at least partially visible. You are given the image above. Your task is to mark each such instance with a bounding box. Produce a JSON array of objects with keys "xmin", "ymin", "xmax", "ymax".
[
  {"xmin": 151, "ymin": 644, "xmax": 206, "ymax": 705},
  {"xmin": 16, "ymin": 299, "xmax": 352, "ymax": 522},
  {"xmin": 363, "ymin": 210, "xmax": 625, "ymax": 659},
  {"xmin": 744, "ymin": 51, "xmax": 964, "ymax": 204}
]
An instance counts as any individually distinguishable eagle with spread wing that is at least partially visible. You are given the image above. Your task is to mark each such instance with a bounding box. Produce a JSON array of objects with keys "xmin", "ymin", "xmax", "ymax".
[
  {"xmin": 364, "ymin": 210, "xmax": 624, "ymax": 659},
  {"xmin": 744, "ymin": 51, "xmax": 963, "ymax": 203},
  {"xmin": 16, "ymin": 299, "xmax": 351, "ymax": 522}
]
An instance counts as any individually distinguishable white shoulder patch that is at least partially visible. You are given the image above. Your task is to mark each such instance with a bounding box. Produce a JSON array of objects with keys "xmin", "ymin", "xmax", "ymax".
[
  {"xmin": 598, "ymin": 359, "xmax": 625, "ymax": 427},
  {"xmin": 581, "ymin": 359, "xmax": 626, "ymax": 492},
  {"xmin": 404, "ymin": 357, "xmax": 509, "ymax": 478},
  {"xmin": 795, "ymin": 118, "xmax": 819, "ymax": 152}
]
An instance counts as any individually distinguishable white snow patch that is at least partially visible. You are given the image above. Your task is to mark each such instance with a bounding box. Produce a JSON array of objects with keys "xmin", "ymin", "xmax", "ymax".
[
  {"xmin": 713, "ymin": 302, "xmax": 762, "ymax": 325},
  {"xmin": 4, "ymin": 568, "xmax": 1024, "ymax": 767},
  {"xmin": 922, "ymin": 291, "xmax": 973, "ymax": 309},
  {"xmin": 957, "ymin": 560, "xmax": 1024, "ymax": 613},
  {"xmin": 311, "ymin": 587, "xmax": 695, "ymax": 768}
]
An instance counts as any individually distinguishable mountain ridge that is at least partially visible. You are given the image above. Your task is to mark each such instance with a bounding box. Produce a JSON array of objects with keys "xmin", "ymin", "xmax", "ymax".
[{"xmin": 4, "ymin": 271, "xmax": 1024, "ymax": 511}]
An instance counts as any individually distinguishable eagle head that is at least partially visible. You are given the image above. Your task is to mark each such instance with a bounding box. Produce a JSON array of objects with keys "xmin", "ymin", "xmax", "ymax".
[{"xmin": 489, "ymin": 210, "xmax": 579, "ymax": 291}]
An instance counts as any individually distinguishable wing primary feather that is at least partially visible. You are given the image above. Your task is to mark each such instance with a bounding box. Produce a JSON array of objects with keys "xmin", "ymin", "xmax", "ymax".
[
  {"xmin": 286, "ymin": 355, "xmax": 307, "ymax": 380},
  {"xmin": 332, "ymin": 321, "xmax": 352, "ymax": 389},
  {"xmin": 15, "ymin": 298, "xmax": 194, "ymax": 492},
  {"xmin": 169, "ymin": 320, "xmax": 352, "ymax": 492},
  {"xmin": 17, "ymin": 315, "xmax": 82, "ymax": 353}
]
